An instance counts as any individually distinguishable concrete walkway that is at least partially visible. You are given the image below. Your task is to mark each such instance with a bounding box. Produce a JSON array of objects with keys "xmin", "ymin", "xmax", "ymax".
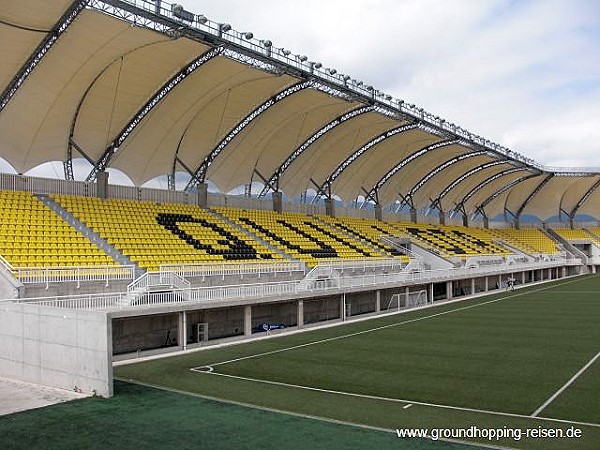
[{"xmin": 0, "ymin": 377, "xmax": 88, "ymax": 416}]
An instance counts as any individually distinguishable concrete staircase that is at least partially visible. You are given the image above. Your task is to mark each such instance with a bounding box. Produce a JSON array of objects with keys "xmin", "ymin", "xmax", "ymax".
[{"xmin": 35, "ymin": 194, "xmax": 144, "ymax": 277}]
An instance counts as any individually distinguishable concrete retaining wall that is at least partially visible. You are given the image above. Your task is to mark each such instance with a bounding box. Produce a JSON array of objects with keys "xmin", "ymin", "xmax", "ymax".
[{"xmin": 0, "ymin": 302, "xmax": 112, "ymax": 397}]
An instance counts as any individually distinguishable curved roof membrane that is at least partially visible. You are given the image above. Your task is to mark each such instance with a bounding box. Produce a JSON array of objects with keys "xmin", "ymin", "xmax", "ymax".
[{"xmin": 0, "ymin": 0, "xmax": 598, "ymax": 220}]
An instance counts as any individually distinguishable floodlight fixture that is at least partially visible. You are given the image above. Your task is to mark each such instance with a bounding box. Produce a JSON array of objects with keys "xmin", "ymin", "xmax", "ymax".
[
  {"xmin": 329, "ymin": 68, "xmax": 337, "ymax": 75},
  {"xmin": 197, "ymin": 14, "xmax": 208, "ymax": 24},
  {"xmin": 220, "ymin": 23, "xmax": 232, "ymax": 32},
  {"xmin": 282, "ymin": 49, "xmax": 291, "ymax": 56},
  {"xmin": 298, "ymin": 55, "xmax": 308, "ymax": 62},
  {"xmin": 261, "ymin": 39, "xmax": 272, "ymax": 47},
  {"xmin": 314, "ymin": 62, "xmax": 322, "ymax": 69},
  {"xmin": 243, "ymin": 31, "xmax": 254, "ymax": 39}
]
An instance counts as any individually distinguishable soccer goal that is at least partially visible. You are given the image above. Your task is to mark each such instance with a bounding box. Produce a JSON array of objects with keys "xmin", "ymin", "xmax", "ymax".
[{"xmin": 387, "ymin": 289, "xmax": 430, "ymax": 311}]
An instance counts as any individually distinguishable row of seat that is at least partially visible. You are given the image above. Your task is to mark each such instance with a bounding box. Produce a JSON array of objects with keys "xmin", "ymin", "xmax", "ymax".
[
  {"xmin": 53, "ymin": 195, "xmax": 283, "ymax": 271},
  {"xmin": 0, "ymin": 190, "xmax": 583, "ymax": 271},
  {"xmin": 0, "ymin": 191, "xmax": 116, "ymax": 268}
]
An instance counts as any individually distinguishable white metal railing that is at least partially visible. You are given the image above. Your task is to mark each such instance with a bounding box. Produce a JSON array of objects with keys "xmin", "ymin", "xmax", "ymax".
[
  {"xmin": 127, "ymin": 271, "xmax": 190, "ymax": 293},
  {"xmin": 12, "ymin": 257, "xmax": 576, "ymax": 311},
  {"xmin": 309, "ymin": 258, "xmax": 405, "ymax": 273},
  {"xmin": 11, "ymin": 265, "xmax": 135, "ymax": 288},
  {"xmin": 159, "ymin": 261, "xmax": 306, "ymax": 278},
  {"xmin": 0, "ymin": 254, "xmax": 14, "ymax": 272}
]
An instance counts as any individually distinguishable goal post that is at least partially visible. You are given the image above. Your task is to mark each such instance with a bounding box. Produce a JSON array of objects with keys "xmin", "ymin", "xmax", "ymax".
[{"xmin": 387, "ymin": 289, "xmax": 429, "ymax": 311}]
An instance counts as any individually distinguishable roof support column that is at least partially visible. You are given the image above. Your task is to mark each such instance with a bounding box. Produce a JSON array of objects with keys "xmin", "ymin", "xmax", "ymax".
[
  {"xmin": 197, "ymin": 182, "xmax": 208, "ymax": 207},
  {"xmin": 410, "ymin": 207, "xmax": 417, "ymax": 223},
  {"xmin": 475, "ymin": 206, "xmax": 488, "ymax": 229},
  {"xmin": 272, "ymin": 191, "xmax": 283, "ymax": 213},
  {"xmin": 325, "ymin": 198, "xmax": 335, "ymax": 218},
  {"xmin": 97, "ymin": 171, "xmax": 109, "ymax": 199},
  {"xmin": 374, "ymin": 204, "xmax": 383, "ymax": 221},
  {"xmin": 438, "ymin": 210, "xmax": 446, "ymax": 226}
]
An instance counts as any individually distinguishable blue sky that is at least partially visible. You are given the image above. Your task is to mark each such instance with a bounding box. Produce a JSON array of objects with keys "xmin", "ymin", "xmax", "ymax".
[{"xmin": 2, "ymin": 0, "xmax": 599, "ymax": 184}]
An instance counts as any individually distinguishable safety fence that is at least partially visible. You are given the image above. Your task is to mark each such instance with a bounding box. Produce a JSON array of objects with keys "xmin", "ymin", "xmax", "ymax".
[{"xmin": 10, "ymin": 258, "xmax": 575, "ymax": 311}]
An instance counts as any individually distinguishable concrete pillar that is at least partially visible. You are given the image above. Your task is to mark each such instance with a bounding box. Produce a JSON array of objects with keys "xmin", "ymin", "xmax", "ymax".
[
  {"xmin": 325, "ymin": 198, "xmax": 335, "ymax": 217},
  {"xmin": 178, "ymin": 311, "xmax": 187, "ymax": 351},
  {"xmin": 297, "ymin": 299, "xmax": 304, "ymax": 327},
  {"xmin": 340, "ymin": 294, "xmax": 346, "ymax": 321},
  {"xmin": 197, "ymin": 182, "xmax": 208, "ymax": 207},
  {"xmin": 410, "ymin": 207, "xmax": 417, "ymax": 223},
  {"xmin": 484, "ymin": 276, "xmax": 489, "ymax": 292},
  {"xmin": 483, "ymin": 216, "xmax": 489, "ymax": 229},
  {"xmin": 471, "ymin": 278, "xmax": 476, "ymax": 295},
  {"xmin": 97, "ymin": 171, "xmax": 109, "ymax": 199},
  {"xmin": 462, "ymin": 214, "xmax": 468, "ymax": 227},
  {"xmin": 428, "ymin": 283, "xmax": 434, "ymax": 303},
  {"xmin": 521, "ymin": 271, "xmax": 525, "ymax": 285},
  {"xmin": 375, "ymin": 290, "xmax": 381, "ymax": 313},
  {"xmin": 562, "ymin": 267, "xmax": 566, "ymax": 278},
  {"xmin": 244, "ymin": 305, "xmax": 252, "ymax": 336},
  {"xmin": 514, "ymin": 218, "xmax": 520, "ymax": 230},
  {"xmin": 374, "ymin": 204, "xmax": 383, "ymax": 221},
  {"xmin": 272, "ymin": 191, "xmax": 283, "ymax": 213},
  {"xmin": 446, "ymin": 281, "xmax": 453, "ymax": 300},
  {"xmin": 438, "ymin": 210, "xmax": 446, "ymax": 225}
]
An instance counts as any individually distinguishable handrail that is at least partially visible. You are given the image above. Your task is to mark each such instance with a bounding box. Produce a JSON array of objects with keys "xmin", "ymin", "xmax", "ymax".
[
  {"xmin": 127, "ymin": 271, "xmax": 190, "ymax": 292},
  {"xmin": 11, "ymin": 264, "xmax": 135, "ymax": 288},
  {"xmin": 159, "ymin": 261, "xmax": 306, "ymax": 278},
  {"xmin": 11, "ymin": 257, "xmax": 574, "ymax": 310}
]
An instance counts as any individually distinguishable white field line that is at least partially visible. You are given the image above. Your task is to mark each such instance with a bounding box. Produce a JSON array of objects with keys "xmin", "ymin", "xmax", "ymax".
[
  {"xmin": 115, "ymin": 377, "xmax": 511, "ymax": 450},
  {"xmin": 194, "ymin": 370, "xmax": 600, "ymax": 429},
  {"xmin": 191, "ymin": 278, "xmax": 583, "ymax": 371},
  {"xmin": 531, "ymin": 351, "xmax": 600, "ymax": 417}
]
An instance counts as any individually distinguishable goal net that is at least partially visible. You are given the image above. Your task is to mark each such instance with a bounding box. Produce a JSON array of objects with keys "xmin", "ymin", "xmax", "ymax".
[{"xmin": 387, "ymin": 290, "xmax": 429, "ymax": 311}]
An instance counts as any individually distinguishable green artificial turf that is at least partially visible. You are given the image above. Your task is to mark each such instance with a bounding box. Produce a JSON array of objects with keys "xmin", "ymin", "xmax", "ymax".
[
  {"xmin": 114, "ymin": 275, "xmax": 600, "ymax": 449},
  {"xmin": 0, "ymin": 381, "xmax": 471, "ymax": 450}
]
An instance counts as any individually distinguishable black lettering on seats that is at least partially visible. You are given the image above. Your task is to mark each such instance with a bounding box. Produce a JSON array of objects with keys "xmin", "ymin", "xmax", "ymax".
[
  {"xmin": 303, "ymin": 221, "xmax": 372, "ymax": 257},
  {"xmin": 157, "ymin": 213, "xmax": 260, "ymax": 260},
  {"xmin": 238, "ymin": 217, "xmax": 337, "ymax": 258}
]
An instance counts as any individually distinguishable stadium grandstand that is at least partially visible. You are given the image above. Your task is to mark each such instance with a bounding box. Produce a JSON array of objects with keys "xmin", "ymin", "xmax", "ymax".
[{"xmin": 0, "ymin": 4, "xmax": 599, "ymax": 445}]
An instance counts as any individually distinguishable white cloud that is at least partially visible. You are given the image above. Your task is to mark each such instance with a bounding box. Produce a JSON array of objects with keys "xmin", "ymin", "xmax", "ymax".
[{"xmin": 178, "ymin": 0, "xmax": 600, "ymax": 168}]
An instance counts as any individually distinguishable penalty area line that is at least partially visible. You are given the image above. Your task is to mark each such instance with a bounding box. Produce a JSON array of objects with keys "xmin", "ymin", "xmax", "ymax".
[
  {"xmin": 531, "ymin": 351, "xmax": 600, "ymax": 417},
  {"xmin": 190, "ymin": 277, "xmax": 583, "ymax": 372},
  {"xmin": 194, "ymin": 369, "xmax": 600, "ymax": 430}
]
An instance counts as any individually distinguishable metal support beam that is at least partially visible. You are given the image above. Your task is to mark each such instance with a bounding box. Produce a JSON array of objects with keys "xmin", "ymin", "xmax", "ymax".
[
  {"xmin": 185, "ymin": 80, "xmax": 315, "ymax": 191},
  {"xmin": 570, "ymin": 178, "xmax": 600, "ymax": 219},
  {"xmin": 310, "ymin": 178, "xmax": 331, "ymax": 204},
  {"xmin": 359, "ymin": 186, "xmax": 378, "ymax": 210},
  {"xmin": 87, "ymin": 45, "xmax": 225, "ymax": 182},
  {"xmin": 254, "ymin": 168, "xmax": 278, "ymax": 194},
  {"xmin": 477, "ymin": 173, "xmax": 542, "ymax": 212},
  {"xmin": 323, "ymin": 122, "xmax": 419, "ymax": 187},
  {"xmin": 258, "ymin": 106, "xmax": 374, "ymax": 198},
  {"xmin": 401, "ymin": 151, "xmax": 488, "ymax": 209},
  {"xmin": 0, "ymin": 0, "xmax": 89, "ymax": 114},
  {"xmin": 515, "ymin": 173, "xmax": 554, "ymax": 219},
  {"xmin": 458, "ymin": 167, "xmax": 531, "ymax": 212},
  {"xmin": 366, "ymin": 139, "xmax": 462, "ymax": 201},
  {"xmin": 433, "ymin": 160, "xmax": 508, "ymax": 205}
]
